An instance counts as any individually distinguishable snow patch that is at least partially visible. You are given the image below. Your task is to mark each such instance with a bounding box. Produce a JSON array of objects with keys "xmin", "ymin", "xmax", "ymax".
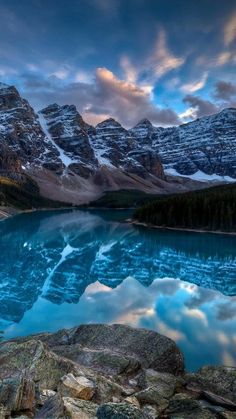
[
  {"xmin": 165, "ymin": 168, "xmax": 236, "ymax": 183},
  {"xmin": 38, "ymin": 112, "xmax": 74, "ymax": 167}
]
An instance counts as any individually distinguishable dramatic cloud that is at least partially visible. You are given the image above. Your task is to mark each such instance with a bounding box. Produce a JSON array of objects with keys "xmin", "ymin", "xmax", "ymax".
[
  {"xmin": 20, "ymin": 67, "xmax": 180, "ymax": 127},
  {"xmin": 183, "ymin": 94, "xmax": 218, "ymax": 119},
  {"xmin": 214, "ymin": 80, "xmax": 236, "ymax": 101}
]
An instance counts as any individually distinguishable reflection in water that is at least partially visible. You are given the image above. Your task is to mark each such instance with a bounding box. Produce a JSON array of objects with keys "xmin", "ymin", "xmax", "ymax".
[{"xmin": 0, "ymin": 209, "xmax": 236, "ymax": 371}]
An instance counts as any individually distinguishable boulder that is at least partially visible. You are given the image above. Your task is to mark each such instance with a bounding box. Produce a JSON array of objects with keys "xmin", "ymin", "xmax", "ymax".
[
  {"xmin": 137, "ymin": 369, "xmax": 181, "ymax": 397},
  {"xmin": 0, "ymin": 376, "xmax": 35, "ymax": 413},
  {"xmin": 30, "ymin": 324, "xmax": 184, "ymax": 376},
  {"xmin": 0, "ymin": 339, "xmax": 75, "ymax": 390},
  {"xmin": 185, "ymin": 366, "xmax": 236, "ymax": 403},
  {"xmin": 96, "ymin": 402, "xmax": 145, "ymax": 418},
  {"xmin": 36, "ymin": 394, "xmax": 98, "ymax": 419},
  {"xmin": 59, "ymin": 373, "xmax": 95, "ymax": 400},
  {"xmin": 135, "ymin": 387, "xmax": 169, "ymax": 410},
  {"xmin": 63, "ymin": 397, "xmax": 98, "ymax": 418},
  {"xmin": 166, "ymin": 393, "xmax": 215, "ymax": 419}
]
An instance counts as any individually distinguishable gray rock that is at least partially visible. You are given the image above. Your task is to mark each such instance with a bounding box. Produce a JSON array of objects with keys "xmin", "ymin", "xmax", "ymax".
[
  {"xmin": 185, "ymin": 366, "xmax": 236, "ymax": 403},
  {"xmin": 135, "ymin": 387, "xmax": 169, "ymax": 410},
  {"xmin": 141, "ymin": 404, "xmax": 159, "ymax": 419},
  {"xmin": 96, "ymin": 402, "xmax": 145, "ymax": 418},
  {"xmin": 0, "ymin": 339, "xmax": 75, "ymax": 390},
  {"xmin": 166, "ymin": 393, "xmax": 215, "ymax": 418},
  {"xmin": 34, "ymin": 324, "xmax": 184, "ymax": 376}
]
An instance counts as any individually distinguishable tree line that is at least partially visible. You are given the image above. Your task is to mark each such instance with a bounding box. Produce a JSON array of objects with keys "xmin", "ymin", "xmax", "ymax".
[{"xmin": 134, "ymin": 183, "xmax": 236, "ymax": 232}]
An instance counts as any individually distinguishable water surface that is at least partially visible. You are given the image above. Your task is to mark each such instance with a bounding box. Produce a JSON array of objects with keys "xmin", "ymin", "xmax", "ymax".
[{"xmin": 0, "ymin": 209, "xmax": 236, "ymax": 371}]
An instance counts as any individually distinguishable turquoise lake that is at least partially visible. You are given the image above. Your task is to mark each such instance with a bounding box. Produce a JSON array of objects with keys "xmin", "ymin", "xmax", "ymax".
[{"xmin": 0, "ymin": 209, "xmax": 236, "ymax": 371}]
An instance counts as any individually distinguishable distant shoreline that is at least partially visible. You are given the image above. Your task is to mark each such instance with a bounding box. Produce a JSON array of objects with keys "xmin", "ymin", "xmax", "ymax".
[{"xmin": 129, "ymin": 219, "xmax": 236, "ymax": 236}]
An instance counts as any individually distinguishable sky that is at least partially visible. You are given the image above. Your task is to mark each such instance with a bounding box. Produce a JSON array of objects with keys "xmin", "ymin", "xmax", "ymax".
[{"xmin": 0, "ymin": 0, "xmax": 236, "ymax": 127}]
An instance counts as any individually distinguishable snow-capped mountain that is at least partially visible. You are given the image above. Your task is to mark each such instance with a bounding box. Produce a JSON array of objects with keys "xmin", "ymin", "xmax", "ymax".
[
  {"xmin": 0, "ymin": 82, "xmax": 235, "ymax": 203},
  {"xmin": 151, "ymin": 108, "xmax": 236, "ymax": 178}
]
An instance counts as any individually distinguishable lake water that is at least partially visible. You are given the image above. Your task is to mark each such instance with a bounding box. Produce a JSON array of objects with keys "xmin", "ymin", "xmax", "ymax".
[{"xmin": 0, "ymin": 209, "xmax": 236, "ymax": 371}]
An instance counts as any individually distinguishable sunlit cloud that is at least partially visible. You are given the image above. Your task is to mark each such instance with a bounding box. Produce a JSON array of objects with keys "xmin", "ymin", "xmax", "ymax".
[
  {"xmin": 224, "ymin": 12, "xmax": 236, "ymax": 46},
  {"xmin": 120, "ymin": 55, "xmax": 138, "ymax": 84},
  {"xmin": 180, "ymin": 72, "xmax": 208, "ymax": 93},
  {"xmin": 148, "ymin": 29, "xmax": 185, "ymax": 79}
]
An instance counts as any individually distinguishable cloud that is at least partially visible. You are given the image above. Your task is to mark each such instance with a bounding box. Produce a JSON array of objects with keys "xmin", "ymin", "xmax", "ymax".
[
  {"xmin": 214, "ymin": 80, "xmax": 236, "ymax": 101},
  {"xmin": 180, "ymin": 72, "xmax": 208, "ymax": 94},
  {"xmin": 224, "ymin": 12, "xmax": 236, "ymax": 46},
  {"xmin": 183, "ymin": 94, "xmax": 219, "ymax": 119},
  {"xmin": 215, "ymin": 51, "xmax": 236, "ymax": 66},
  {"xmin": 217, "ymin": 300, "xmax": 236, "ymax": 321},
  {"xmin": 120, "ymin": 56, "xmax": 138, "ymax": 84},
  {"xmin": 147, "ymin": 29, "xmax": 185, "ymax": 79},
  {"xmin": 20, "ymin": 67, "xmax": 180, "ymax": 127},
  {"xmin": 119, "ymin": 28, "xmax": 185, "ymax": 89},
  {"xmin": 50, "ymin": 67, "xmax": 70, "ymax": 80}
]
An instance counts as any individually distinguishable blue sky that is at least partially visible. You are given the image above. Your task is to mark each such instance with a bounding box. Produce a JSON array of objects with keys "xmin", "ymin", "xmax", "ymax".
[{"xmin": 0, "ymin": 0, "xmax": 236, "ymax": 126}]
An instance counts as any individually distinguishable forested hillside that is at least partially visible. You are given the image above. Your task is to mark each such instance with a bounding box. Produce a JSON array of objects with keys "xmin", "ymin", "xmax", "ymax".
[
  {"xmin": 134, "ymin": 183, "xmax": 236, "ymax": 232},
  {"xmin": 0, "ymin": 175, "xmax": 71, "ymax": 210}
]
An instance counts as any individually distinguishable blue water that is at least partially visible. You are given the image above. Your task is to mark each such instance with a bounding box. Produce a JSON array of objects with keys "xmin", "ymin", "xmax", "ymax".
[{"xmin": 0, "ymin": 209, "xmax": 236, "ymax": 371}]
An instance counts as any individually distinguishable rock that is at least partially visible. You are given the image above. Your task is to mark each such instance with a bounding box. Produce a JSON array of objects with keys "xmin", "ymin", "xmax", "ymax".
[
  {"xmin": 96, "ymin": 402, "xmax": 145, "ymax": 418},
  {"xmin": 59, "ymin": 373, "xmax": 95, "ymax": 400},
  {"xmin": 35, "ymin": 324, "xmax": 184, "ymax": 376},
  {"xmin": 219, "ymin": 413, "xmax": 236, "ymax": 419},
  {"xmin": 135, "ymin": 387, "xmax": 169, "ymax": 410},
  {"xmin": 166, "ymin": 393, "xmax": 216, "ymax": 418},
  {"xmin": 0, "ymin": 376, "xmax": 35, "ymax": 413},
  {"xmin": 185, "ymin": 366, "xmax": 236, "ymax": 403},
  {"xmin": 0, "ymin": 339, "xmax": 74, "ymax": 390},
  {"xmin": 40, "ymin": 104, "xmax": 98, "ymax": 178},
  {"xmin": 63, "ymin": 397, "xmax": 98, "ymax": 418},
  {"xmin": 0, "ymin": 405, "xmax": 10, "ymax": 419},
  {"xmin": 94, "ymin": 375, "xmax": 130, "ymax": 404},
  {"xmin": 0, "ymin": 83, "xmax": 63, "ymax": 174},
  {"xmin": 141, "ymin": 404, "xmax": 159, "ymax": 419},
  {"xmin": 51, "ymin": 344, "xmax": 140, "ymax": 376},
  {"xmin": 35, "ymin": 394, "xmax": 65, "ymax": 418},
  {"xmin": 137, "ymin": 369, "xmax": 181, "ymax": 397},
  {"xmin": 201, "ymin": 390, "xmax": 236, "ymax": 410},
  {"xmin": 152, "ymin": 108, "xmax": 236, "ymax": 177},
  {"xmin": 125, "ymin": 396, "xmax": 140, "ymax": 408},
  {"xmin": 36, "ymin": 394, "xmax": 98, "ymax": 419},
  {"xmin": 40, "ymin": 389, "xmax": 56, "ymax": 405}
]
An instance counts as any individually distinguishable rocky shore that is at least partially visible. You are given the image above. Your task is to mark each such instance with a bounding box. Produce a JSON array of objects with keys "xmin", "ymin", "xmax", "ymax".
[{"xmin": 0, "ymin": 324, "xmax": 235, "ymax": 418}]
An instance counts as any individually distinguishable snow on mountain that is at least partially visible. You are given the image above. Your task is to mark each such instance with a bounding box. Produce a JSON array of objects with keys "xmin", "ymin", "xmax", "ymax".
[
  {"xmin": 0, "ymin": 81, "xmax": 235, "ymax": 204},
  {"xmin": 151, "ymin": 108, "xmax": 236, "ymax": 178}
]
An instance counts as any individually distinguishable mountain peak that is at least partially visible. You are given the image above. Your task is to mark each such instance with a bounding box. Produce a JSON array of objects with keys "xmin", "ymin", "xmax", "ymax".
[
  {"xmin": 96, "ymin": 117, "xmax": 122, "ymax": 129},
  {"xmin": 135, "ymin": 118, "xmax": 153, "ymax": 127}
]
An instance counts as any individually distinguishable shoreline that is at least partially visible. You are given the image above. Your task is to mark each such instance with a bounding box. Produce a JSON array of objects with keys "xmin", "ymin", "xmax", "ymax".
[{"xmin": 129, "ymin": 219, "xmax": 236, "ymax": 236}]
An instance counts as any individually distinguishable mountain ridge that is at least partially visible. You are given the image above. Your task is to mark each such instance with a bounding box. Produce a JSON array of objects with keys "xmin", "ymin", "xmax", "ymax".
[{"xmin": 0, "ymin": 82, "xmax": 235, "ymax": 204}]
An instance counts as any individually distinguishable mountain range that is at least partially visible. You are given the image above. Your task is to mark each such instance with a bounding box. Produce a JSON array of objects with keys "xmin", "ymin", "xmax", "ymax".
[{"xmin": 0, "ymin": 82, "xmax": 236, "ymax": 204}]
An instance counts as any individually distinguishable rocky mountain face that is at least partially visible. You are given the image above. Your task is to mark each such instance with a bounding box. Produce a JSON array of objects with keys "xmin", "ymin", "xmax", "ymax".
[
  {"xmin": 151, "ymin": 108, "xmax": 236, "ymax": 177},
  {"xmin": 0, "ymin": 82, "xmax": 235, "ymax": 203},
  {"xmin": 0, "ymin": 83, "xmax": 63, "ymax": 174}
]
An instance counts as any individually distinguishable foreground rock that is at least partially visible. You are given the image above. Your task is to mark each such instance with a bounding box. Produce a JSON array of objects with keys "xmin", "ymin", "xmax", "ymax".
[{"xmin": 0, "ymin": 323, "xmax": 235, "ymax": 418}]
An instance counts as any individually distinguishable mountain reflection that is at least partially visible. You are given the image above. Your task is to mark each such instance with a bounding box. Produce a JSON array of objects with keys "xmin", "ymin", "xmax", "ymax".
[{"xmin": 0, "ymin": 209, "xmax": 236, "ymax": 325}]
